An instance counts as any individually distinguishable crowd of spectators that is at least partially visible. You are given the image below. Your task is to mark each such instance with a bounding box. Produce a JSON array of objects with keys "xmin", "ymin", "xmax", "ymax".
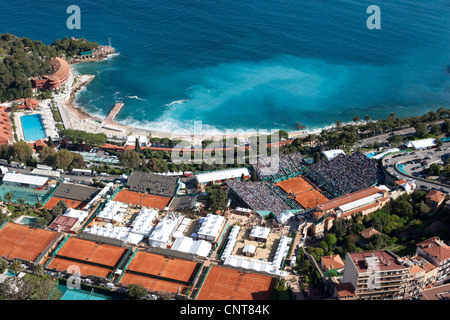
[
  {"xmin": 227, "ymin": 180, "xmax": 297, "ymax": 214},
  {"xmin": 253, "ymin": 152, "xmax": 306, "ymax": 181},
  {"xmin": 304, "ymin": 152, "xmax": 381, "ymax": 198}
]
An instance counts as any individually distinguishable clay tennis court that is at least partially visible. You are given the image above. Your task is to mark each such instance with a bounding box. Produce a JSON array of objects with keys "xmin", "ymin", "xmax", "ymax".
[
  {"xmin": 119, "ymin": 273, "xmax": 189, "ymax": 294},
  {"xmin": 0, "ymin": 223, "xmax": 58, "ymax": 262},
  {"xmin": 56, "ymin": 238, "xmax": 127, "ymax": 268},
  {"xmin": 47, "ymin": 257, "xmax": 112, "ymax": 278},
  {"xmin": 276, "ymin": 176, "xmax": 329, "ymax": 209},
  {"xmin": 127, "ymin": 251, "xmax": 200, "ymax": 283},
  {"xmin": 44, "ymin": 196, "xmax": 86, "ymax": 210},
  {"xmin": 196, "ymin": 266, "xmax": 275, "ymax": 300},
  {"xmin": 114, "ymin": 190, "xmax": 171, "ymax": 210}
]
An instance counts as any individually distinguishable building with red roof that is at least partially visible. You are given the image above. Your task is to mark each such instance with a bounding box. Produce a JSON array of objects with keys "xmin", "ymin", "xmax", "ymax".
[
  {"xmin": 31, "ymin": 57, "xmax": 70, "ymax": 91},
  {"xmin": 310, "ymin": 185, "xmax": 390, "ymax": 238},
  {"xmin": 425, "ymin": 190, "xmax": 446, "ymax": 211},
  {"xmin": 0, "ymin": 107, "xmax": 12, "ymax": 145},
  {"xmin": 321, "ymin": 254, "xmax": 345, "ymax": 273},
  {"xmin": 416, "ymin": 237, "xmax": 450, "ymax": 284}
]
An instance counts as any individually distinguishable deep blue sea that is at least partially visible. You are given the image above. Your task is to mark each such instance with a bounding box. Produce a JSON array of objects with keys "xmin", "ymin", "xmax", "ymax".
[{"xmin": 1, "ymin": 0, "xmax": 449, "ymax": 134}]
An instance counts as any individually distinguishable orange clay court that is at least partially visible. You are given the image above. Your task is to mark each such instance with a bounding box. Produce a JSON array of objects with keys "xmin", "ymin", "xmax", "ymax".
[
  {"xmin": 126, "ymin": 251, "xmax": 200, "ymax": 283},
  {"xmin": 47, "ymin": 257, "xmax": 112, "ymax": 278},
  {"xmin": 0, "ymin": 223, "xmax": 58, "ymax": 262},
  {"xmin": 276, "ymin": 176, "xmax": 329, "ymax": 209},
  {"xmin": 55, "ymin": 238, "xmax": 127, "ymax": 268},
  {"xmin": 119, "ymin": 273, "xmax": 189, "ymax": 294},
  {"xmin": 196, "ymin": 266, "xmax": 276, "ymax": 300},
  {"xmin": 114, "ymin": 190, "xmax": 171, "ymax": 210},
  {"xmin": 43, "ymin": 196, "xmax": 86, "ymax": 210}
]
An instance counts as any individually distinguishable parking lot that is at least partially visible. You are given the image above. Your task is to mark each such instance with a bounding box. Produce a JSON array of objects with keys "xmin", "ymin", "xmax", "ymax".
[{"xmin": 382, "ymin": 143, "xmax": 450, "ymax": 192}]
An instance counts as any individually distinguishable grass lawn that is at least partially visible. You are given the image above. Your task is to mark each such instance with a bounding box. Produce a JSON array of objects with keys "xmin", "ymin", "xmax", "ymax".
[{"xmin": 274, "ymin": 288, "xmax": 294, "ymax": 300}]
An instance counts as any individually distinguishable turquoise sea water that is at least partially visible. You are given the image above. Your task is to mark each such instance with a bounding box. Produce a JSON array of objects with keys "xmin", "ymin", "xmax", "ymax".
[
  {"xmin": 1, "ymin": 0, "xmax": 449, "ymax": 134},
  {"xmin": 21, "ymin": 114, "xmax": 46, "ymax": 141}
]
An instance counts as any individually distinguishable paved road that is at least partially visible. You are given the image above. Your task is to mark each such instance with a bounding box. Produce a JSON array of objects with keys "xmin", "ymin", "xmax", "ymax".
[{"xmin": 354, "ymin": 127, "xmax": 417, "ymax": 149}]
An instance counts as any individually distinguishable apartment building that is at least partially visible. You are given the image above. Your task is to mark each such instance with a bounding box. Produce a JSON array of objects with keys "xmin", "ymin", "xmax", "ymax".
[
  {"xmin": 416, "ymin": 237, "xmax": 450, "ymax": 285},
  {"xmin": 341, "ymin": 250, "xmax": 411, "ymax": 300}
]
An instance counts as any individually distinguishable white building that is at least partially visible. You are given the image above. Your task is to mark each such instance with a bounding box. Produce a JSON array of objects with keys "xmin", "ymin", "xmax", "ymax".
[
  {"xmin": 96, "ymin": 201, "xmax": 128, "ymax": 223},
  {"xmin": 171, "ymin": 236, "xmax": 212, "ymax": 258},
  {"xmin": 83, "ymin": 224, "xmax": 144, "ymax": 245},
  {"xmin": 405, "ymin": 138, "xmax": 437, "ymax": 150},
  {"xmin": 31, "ymin": 168, "xmax": 60, "ymax": 179},
  {"xmin": 195, "ymin": 167, "xmax": 250, "ymax": 187},
  {"xmin": 221, "ymin": 225, "xmax": 240, "ymax": 260},
  {"xmin": 63, "ymin": 207, "xmax": 89, "ymax": 222},
  {"xmin": 243, "ymin": 244, "xmax": 257, "ymax": 257},
  {"xmin": 322, "ymin": 149, "xmax": 345, "ymax": 160},
  {"xmin": 223, "ymin": 255, "xmax": 288, "ymax": 278},
  {"xmin": 197, "ymin": 213, "xmax": 225, "ymax": 242},
  {"xmin": 250, "ymin": 225, "xmax": 270, "ymax": 242},
  {"xmin": 125, "ymin": 135, "xmax": 149, "ymax": 147},
  {"xmin": 2, "ymin": 172, "xmax": 48, "ymax": 189},
  {"xmin": 148, "ymin": 212, "xmax": 183, "ymax": 248},
  {"xmin": 130, "ymin": 207, "xmax": 158, "ymax": 236},
  {"xmin": 272, "ymin": 236, "xmax": 292, "ymax": 269}
]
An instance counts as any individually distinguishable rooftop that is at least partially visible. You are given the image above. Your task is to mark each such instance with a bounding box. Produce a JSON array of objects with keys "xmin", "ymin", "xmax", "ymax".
[
  {"xmin": 347, "ymin": 250, "xmax": 408, "ymax": 273},
  {"xmin": 417, "ymin": 237, "xmax": 450, "ymax": 262},
  {"xmin": 52, "ymin": 182, "xmax": 101, "ymax": 202},
  {"xmin": 420, "ymin": 283, "xmax": 450, "ymax": 300},
  {"xmin": 126, "ymin": 171, "xmax": 179, "ymax": 197},
  {"xmin": 321, "ymin": 254, "xmax": 345, "ymax": 270}
]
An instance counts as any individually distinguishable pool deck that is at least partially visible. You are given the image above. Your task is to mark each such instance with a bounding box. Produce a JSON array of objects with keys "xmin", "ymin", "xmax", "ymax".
[{"xmin": 14, "ymin": 104, "xmax": 59, "ymax": 142}]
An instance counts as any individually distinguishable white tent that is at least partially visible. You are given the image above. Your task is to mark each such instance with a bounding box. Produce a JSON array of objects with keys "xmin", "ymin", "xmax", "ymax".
[
  {"xmin": 322, "ymin": 149, "xmax": 345, "ymax": 160},
  {"xmin": 197, "ymin": 214, "xmax": 225, "ymax": 242},
  {"xmin": 405, "ymin": 138, "xmax": 436, "ymax": 150},
  {"xmin": 171, "ymin": 236, "xmax": 212, "ymax": 258}
]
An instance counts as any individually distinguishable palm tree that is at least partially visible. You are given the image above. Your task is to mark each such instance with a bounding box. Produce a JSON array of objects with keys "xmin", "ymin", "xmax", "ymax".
[
  {"xmin": 353, "ymin": 115, "xmax": 360, "ymax": 124},
  {"xmin": 364, "ymin": 114, "xmax": 371, "ymax": 122},
  {"xmin": 32, "ymin": 263, "xmax": 44, "ymax": 277},
  {"xmin": 9, "ymin": 259, "xmax": 23, "ymax": 276},
  {"xmin": 4, "ymin": 192, "xmax": 13, "ymax": 205},
  {"xmin": 17, "ymin": 198, "xmax": 26, "ymax": 211}
]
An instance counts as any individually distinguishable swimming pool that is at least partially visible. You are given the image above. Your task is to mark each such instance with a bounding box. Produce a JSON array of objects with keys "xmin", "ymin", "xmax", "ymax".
[
  {"xmin": 16, "ymin": 215, "xmax": 36, "ymax": 226},
  {"xmin": 21, "ymin": 114, "xmax": 46, "ymax": 141}
]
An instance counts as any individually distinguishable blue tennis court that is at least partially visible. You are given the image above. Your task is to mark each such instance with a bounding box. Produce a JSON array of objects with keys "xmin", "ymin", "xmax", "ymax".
[
  {"xmin": 21, "ymin": 114, "xmax": 46, "ymax": 141},
  {"xmin": 58, "ymin": 285, "xmax": 122, "ymax": 300}
]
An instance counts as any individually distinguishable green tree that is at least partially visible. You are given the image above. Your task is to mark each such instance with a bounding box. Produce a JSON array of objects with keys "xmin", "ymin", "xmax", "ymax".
[
  {"xmin": 0, "ymin": 257, "xmax": 7, "ymax": 274},
  {"xmin": 414, "ymin": 123, "xmax": 428, "ymax": 139},
  {"xmin": 206, "ymin": 187, "xmax": 228, "ymax": 212},
  {"xmin": 55, "ymin": 149, "xmax": 74, "ymax": 170},
  {"xmin": 70, "ymin": 153, "xmax": 86, "ymax": 168},
  {"xmin": 135, "ymin": 137, "xmax": 141, "ymax": 152},
  {"xmin": 9, "ymin": 259, "xmax": 23, "ymax": 276},
  {"xmin": 251, "ymin": 168, "xmax": 258, "ymax": 181},
  {"xmin": 39, "ymin": 146, "xmax": 56, "ymax": 167},
  {"xmin": 325, "ymin": 233, "xmax": 337, "ymax": 247},
  {"xmin": 387, "ymin": 135, "xmax": 403, "ymax": 147},
  {"xmin": 128, "ymin": 283, "xmax": 147, "ymax": 300},
  {"xmin": 32, "ymin": 263, "xmax": 44, "ymax": 277},
  {"xmin": 4, "ymin": 191, "xmax": 13, "ymax": 204},
  {"xmin": 120, "ymin": 150, "xmax": 141, "ymax": 169},
  {"xmin": 13, "ymin": 141, "xmax": 33, "ymax": 163},
  {"xmin": 428, "ymin": 163, "xmax": 441, "ymax": 176}
]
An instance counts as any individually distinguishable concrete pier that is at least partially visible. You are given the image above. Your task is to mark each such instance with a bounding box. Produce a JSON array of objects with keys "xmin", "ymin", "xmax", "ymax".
[{"xmin": 104, "ymin": 102, "xmax": 124, "ymax": 123}]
